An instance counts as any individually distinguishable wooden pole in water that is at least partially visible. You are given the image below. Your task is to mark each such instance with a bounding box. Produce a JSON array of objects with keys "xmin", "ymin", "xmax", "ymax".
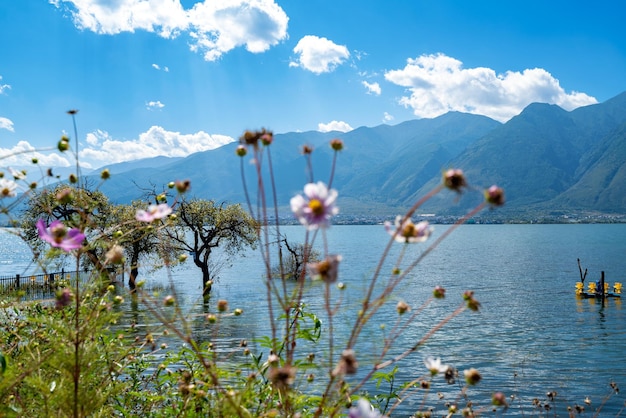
[{"xmin": 600, "ymin": 271, "xmax": 605, "ymax": 297}]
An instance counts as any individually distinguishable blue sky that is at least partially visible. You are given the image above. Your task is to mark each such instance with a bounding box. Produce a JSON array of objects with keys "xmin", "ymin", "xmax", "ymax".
[{"xmin": 1, "ymin": 1, "xmax": 625, "ymax": 169}]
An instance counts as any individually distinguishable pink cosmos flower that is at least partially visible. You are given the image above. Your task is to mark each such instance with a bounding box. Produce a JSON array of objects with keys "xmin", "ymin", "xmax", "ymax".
[
  {"xmin": 36, "ymin": 219, "xmax": 85, "ymax": 252},
  {"xmin": 135, "ymin": 203, "xmax": 172, "ymax": 222},
  {"xmin": 290, "ymin": 182, "xmax": 338, "ymax": 230},
  {"xmin": 385, "ymin": 216, "xmax": 433, "ymax": 243}
]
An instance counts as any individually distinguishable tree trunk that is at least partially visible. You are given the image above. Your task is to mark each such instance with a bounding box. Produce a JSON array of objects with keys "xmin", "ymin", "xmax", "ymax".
[
  {"xmin": 129, "ymin": 252, "xmax": 139, "ymax": 292},
  {"xmin": 201, "ymin": 263, "xmax": 212, "ymax": 297}
]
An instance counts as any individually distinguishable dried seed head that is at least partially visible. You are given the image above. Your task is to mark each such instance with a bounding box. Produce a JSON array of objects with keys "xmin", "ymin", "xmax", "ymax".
[
  {"xmin": 217, "ymin": 299, "xmax": 229, "ymax": 312},
  {"xmin": 464, "ymin": 368, "xmax": 482, "ymax": 386},
  {"xmin": 330, "ymin": 138, "xmax": 344, "ymax": 151},
  {"xmin": 485, "ymin": 185, "xmax": 505, "ymax": 206},
  {"xmin": 443, "ymin": 168, "xmax": 467, "ymax": 192}
]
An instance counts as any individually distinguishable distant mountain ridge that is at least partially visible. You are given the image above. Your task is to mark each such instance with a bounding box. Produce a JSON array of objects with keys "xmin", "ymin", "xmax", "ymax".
[{"xmin": 89, "ymin": 91, "xmax": 626, "ymax": 220}]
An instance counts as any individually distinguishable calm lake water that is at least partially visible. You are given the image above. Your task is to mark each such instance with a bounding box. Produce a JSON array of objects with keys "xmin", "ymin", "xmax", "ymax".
[{"xmin": 2, "ymin": 224, "xmax": 626, "ymax": 416}]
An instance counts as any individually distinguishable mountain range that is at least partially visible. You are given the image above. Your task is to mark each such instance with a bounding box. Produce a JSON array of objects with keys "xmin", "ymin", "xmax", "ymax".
[{"xmin": 88, "ymin": 91, "xmax": 626, "ymax": 222}]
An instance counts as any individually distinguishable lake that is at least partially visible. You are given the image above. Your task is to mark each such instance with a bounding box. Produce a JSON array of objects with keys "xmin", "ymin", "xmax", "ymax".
[{"xmin": 2, "ymin": 224, "xmax": 626, "ymax": 416}]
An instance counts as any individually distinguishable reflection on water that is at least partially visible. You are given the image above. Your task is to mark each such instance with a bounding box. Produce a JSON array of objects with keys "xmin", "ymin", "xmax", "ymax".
[{"xmin": 3, "ymin": 225, "xmax": 626, "ymax": 415}]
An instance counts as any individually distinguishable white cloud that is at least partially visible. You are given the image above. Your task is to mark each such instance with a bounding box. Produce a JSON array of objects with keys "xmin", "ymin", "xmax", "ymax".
[
  {"xmin": 0, "ymin": 140, "xmax": 72, "ymax": 168},
  {"xmin": 318, "ymin": 120, "xmax": 353, "ymax": 133},
  {"xmin": 188, "ymin": 0, "xmax": 289, "ymax": 61},
  {"xmin": 384, "ymin": 53, "xmax": 598, "ymax": 122},
  {"xmin": 0, "ymin": 117, "xmax": 14, "ymax": 132},
  {"xmin": 383, "ymin": 112, "xmax": 394, "ymax": 122},
  {"xmin": 52, "ymin": 0, "xmax": 289, "ymax": 61},
  {"xmin": 151, "ymin": 63, "xmax": 169, "ymax": 72},
  {"xmin": 146, "ymin": 100, "xmax": 165, "ymax": 110},
  {"xmin": 362, "ymin": 81, "xmax": 381, "ymax": 96},
  {"xmin": 0, "ymin": 76, "xmax": 10, "ymax": 94},
  {"xmin": 56, "ymin": 0, "xmax": 189, "ymax": 37},
  {"xmin": 79, "ymin": 126, "xmax": 235, "ymax": 167},
  {"xmin": 290, "ymin": 35, "xmax": 350, "ymax": 74}
]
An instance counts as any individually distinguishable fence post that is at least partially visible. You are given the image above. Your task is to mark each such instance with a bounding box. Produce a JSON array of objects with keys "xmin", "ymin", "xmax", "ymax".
[{"xmin": 15, "ymin": 274, "xmax": 20, "ymax": 289}]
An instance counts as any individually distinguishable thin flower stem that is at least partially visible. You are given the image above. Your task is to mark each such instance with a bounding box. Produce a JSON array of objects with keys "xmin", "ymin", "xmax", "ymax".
[
  {"xmin": 346, "ymin": 184, "xmax": 444, "ymax": 349},
  {"xmin": 388, "ymin": 202, "xmax": 486, "ymax": 291},
  {"xmin": 73, "ymin": 253, "xmax": 80, "ymax": 418},
  {"xmin": 350, "ymin": 201, "xmax": 486, "ymax": 347},
  {"xmin": 0, "ymin": 146, "xmax": 56, "ymax": 161},
  {"xmin": 374, "ymin": 302, "xmax": 466, "ymax": 370},
  {"xmin": 387, "ymin": 375, "xmax": 430, "ymax": 416},
  {"xmin": 70, "ymin": 112, "xmax": 81, "ymax": 188},
  {"xmin": 327, "ymin": 151, "xmax": 338, "ymax": 189},
  {"xmin": 306, "ymin": 153, "xmax": 314, "ymax": 183},
  {"xmin": 325, "ymin": 280, "xmax": 334, "ymax": 368},
  {"xmin": 250, "ymin": 148, "xmax": 280, "ymax": 352},
  {"xmin": 239, "ymin": 157, "xmax": 255, "ymax": 219},
  {"xmin": 266, "ymin": 146, "xmax": 288, "ymax": 301}
]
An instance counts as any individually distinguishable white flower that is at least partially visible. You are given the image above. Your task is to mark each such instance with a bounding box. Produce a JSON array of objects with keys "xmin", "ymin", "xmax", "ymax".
[
  {"xmin": 9, "ymin": 167, "xmax": 26, "ymax": 180},
  {"xmin": 385, "ymin": 216, "xmax": 433, "ymax": 243},
  {"xmin": 0, "ymin": 178, "xmax": 18, "ymax": 198},
  {"xmin": 348, "ymin": 398, "xmax": 382, "ymax": 418},
  {"xmin": 424, "ymin": 356, "xmax": 448, "ymax": 375}
]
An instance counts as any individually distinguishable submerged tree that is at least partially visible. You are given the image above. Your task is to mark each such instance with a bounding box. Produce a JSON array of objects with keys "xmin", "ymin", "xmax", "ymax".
[
  {"xmin": 165, "ymin": 199, "xmax": 258, "ymax": 296},
  {"xmin": 109, "ymin": 201, "xmax": 169, "ymax": 290},
  {"xmin": 20, "ymin": 184, "xmax": 113, "ymax": 274},
  {"xmin": 272, "ymin": 235, "xmax": 320, "ymax": 280}
]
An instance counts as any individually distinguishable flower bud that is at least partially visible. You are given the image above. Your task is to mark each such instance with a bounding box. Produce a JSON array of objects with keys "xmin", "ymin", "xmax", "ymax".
[
  {"xmin": 443, "ymin": 168, "xmax": 466, "ymax": 192},
  {"xmin": 69, "ymin": 174, "xmax": 78, "ymax": 184},
  {"xmin": 175, "ymin": 179, "xmax": 191, "ymax": 194},
  {"xmin": 100, "ymin": 169, "xmax": 110, "ymax": 180},
  {"xmin": 261, "ymin": 132, "xmax": 273, "ymax": 146},
  {"xmin": 464, "ymin": 368, "xmax": 482, "ymax": 385},
  {"xmin": 485, "ymin": 185, "xmax": 505, "ymax": 206},
  {"xmin": 492, "ymin": 392, "xmax": 508, "ymax": 407},
  {"xmin": 57, "ymin": 136, "xmax": 70, "ymax": 152},
  {"xmin": 396, "ymin": 300, "xmax": 410, "ymax": 314},
  {"xmin": 433, "ymin": 285, "xmax": 446, "ymax": 299},
  {"xmin": 56, "ymin": 187, "xmax": 74, "ymax": 204},
  {"xmin": 330, "ymin": 138, "xmax": 344, "ymax": 151},
  {"xmin": 217, "ymin": 299, "xmax": 229, "ymax": 312},
  {"xmin": 106, "ymin": 245, "xmax": 125, "ymax": 264},
  {"xmin": 236, "ymin": 145, "xmax": 247, "ymax": 157},
  {"xmin": 163, "ymin": 295, "xmax": 176, "ymax": 307},
  {"xmin": 233, "ymin": 308, "xmax": 243, "ymax": 316}
]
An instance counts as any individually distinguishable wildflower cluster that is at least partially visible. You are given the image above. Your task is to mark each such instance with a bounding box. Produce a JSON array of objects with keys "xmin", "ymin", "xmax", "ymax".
[{"xmin": 7, "ymin": 115, "xmax": 618, "ymax": 418}]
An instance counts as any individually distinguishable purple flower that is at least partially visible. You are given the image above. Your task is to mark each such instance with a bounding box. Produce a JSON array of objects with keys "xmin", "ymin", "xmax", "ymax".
[
  {"xmin": 349, "ymin": 399, "xmax": 382, "ymax": 418},
  {"xmin": 385, "ymin": 216, "xmax": 433, "ymax": 243},
  {"xmin": 36, "ymin": 219, "xmax": 85, "ymax": 252},
  {"xmin": 135, "ymin": 203, "xmax": 172, "ymax": 222},
  {"xmin": 290, "ymin": 182, "xmax": 338, "ymax": 230}
]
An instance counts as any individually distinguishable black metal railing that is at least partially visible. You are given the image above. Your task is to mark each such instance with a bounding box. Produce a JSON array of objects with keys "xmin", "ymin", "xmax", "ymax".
[{"xmin": 0, "ymin": 269, "xmax": 122, "ymax": 301}]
